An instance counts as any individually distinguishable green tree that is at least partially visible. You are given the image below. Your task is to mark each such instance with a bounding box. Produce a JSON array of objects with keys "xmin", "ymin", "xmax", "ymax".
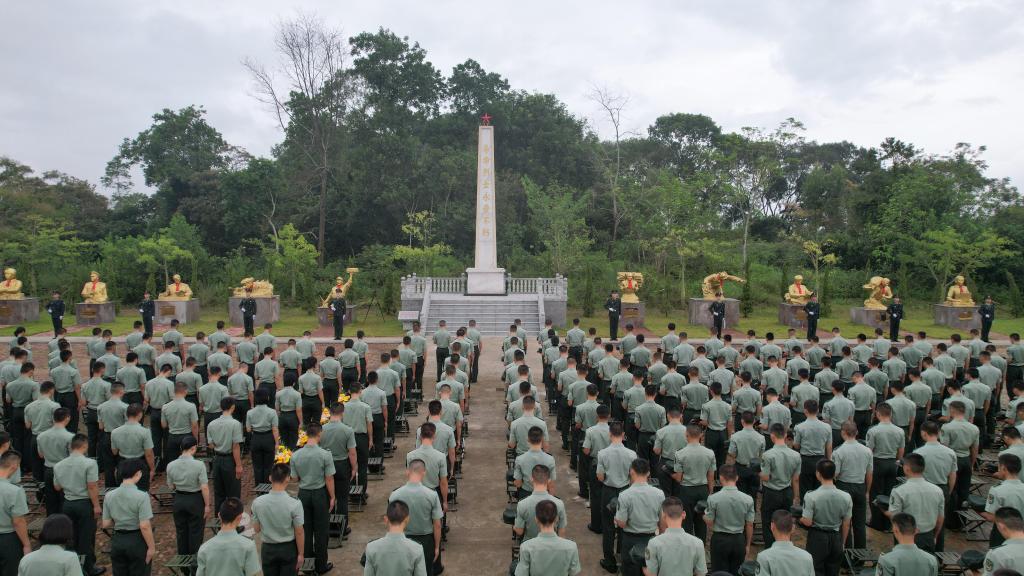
[
  {"xmin": 522, "ymin": 177, "xmax": 593, "ymax": 276},
  {"xmin": 263, "ymin": 224, "xmax": 320, "ymax": 302},
  {"xmin": 911, "ymin": 228, "xmax": 1015, "ymax": 301}
]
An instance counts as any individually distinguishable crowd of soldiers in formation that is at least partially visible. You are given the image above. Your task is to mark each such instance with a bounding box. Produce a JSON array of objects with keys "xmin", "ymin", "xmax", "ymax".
[
  {"xmin": 497, "ymin": 318, "xmax": 1024, "ymax": 576},
  {"xmin": 1, "ymin": 315, "xmax": 1024, "ymax": 576}
]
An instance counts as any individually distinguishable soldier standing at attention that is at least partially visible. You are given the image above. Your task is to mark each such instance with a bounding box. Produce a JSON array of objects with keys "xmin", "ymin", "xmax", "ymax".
[
  {"xmin": 162, "ymin": 382, "xmax": 199, "ymax": 468},
  {"xmin": 330, "ymin": 288, "xmax": 347, "ymax": 340},
  {"xmin": 290, "ymin": 423, "xmax": 336, "ymax": 575},
  {"xmin": 252, "ymin": 463, "xmax": 306, "ymax": 576},
  {"xmin": 15, "ymin": 514, "xmax": 86, "ymax": 575},
  {"xmin": 514, "ymin": 499, "xmax": 581, "ymax": 576},
  {"xmin": 207, "ymin": 397, "xmax": 243, "ymax": 513},
  {"xmin": 36, "ymin": 406, "xmax": 73, "ymax": 516},
  {"xmin": 832, "ymin": 421, "xmax": 872, "ymax": 549},
  {"xmin": 642, "ymin": 497, "xmax": 706, "ymax": 576},
  {"xmin": 876, "ymin": 513, "xmax": 939, "ymax": 576},
  {"xmin": 390, "ymin": 460, "xmax": 444, "ymax": 576},
  {"xmin": 727, "ymin": 411, "xmax": 765, "ymax": 501},
  {"xmin": 110, "ymin": 404, "xmax": 155, "ymax": 492},
  {"xmin": 709, "ymin": 293, "xmax": 726, "ymax": 338},
  {"xmin": 671, "ymin": 424, "xmax": 717, "ymax": 541},
  {"xmin": 984, "ymin": 453, "xmax": 1024, "ymax": 546},
  {"xmin": 7, "ymin": 361, "xmax": 39, "ymax": 474},
  {"xmin": 979, "ymin": 295, "xmax": 996, "ymax": 342},
  {"xmin": 198, "ymin": 366, "xmax": 228, "ymax": 438},
  {"xmin": 196, "ymin": 498, "xmax": 260, "ymax": 576},
  {"xmin": 514, "ymin": 466, "xmax": 567, "ymax": 541},
  {"xmin": 705, "ymin": 463, "xmax": 755, "ymax": 575},
  {"xmin": 759, "ymin": 423, "xmax": 801, "ymax": 548},
  {"xmin": 50, "ymin": 349, "xmax": 82, "ymax": 435},
  {"xmin": 605, "ymin": 291, "xmax": 622, "ymax": 341},
  {"xmin": 614, "ymin": 458, "xmax": 665, "ymax": 576},
  {"xmin": 246, "ymin": 388, "xmax": 279, "ymax": 485},
  {"xmin": 803, "ymin": 295, "xmax": 820, "ymax": 341},
  {"xmin": 651, "ymin": 407, "xmax": 686, "ymax": 499},
  {"xmin": 52, "ymin": 433, "xmax": 102, "ymax": 576},
  {"xmin": 596, "ymin": 422, "xmax": 636, "ymax": 574},
  {"xmin": 865, "ymin": 403, "xmax": 905, "ymax": 532},
  {"xmin": 793, "ymin": 400, "xmax": 832, "ymax": 501},
  {"xmin": 240, "ymin": 287, "xmax": 257, "ymax": 336},
  {"xmin": 144, "ymin": 364, "xmax": 174, "ymax": 473},
  {"xmin": 344, "ymin": 383, "xmax": 373, "ymax": 497},
  {"xmin": 800, "ymin": 460, "xmax": 852, "ymax": 576},
  {"xmin": 207, "ymin": 342, "xmax": 233, "ymax": 391},
  {"xmin": 165, "ymin": 435, "xmax": 210, "ymax": 558},
  {"xmin": 102, "ymin": 459, "xmax": 156, "ymax": 576},
  {"xmin": 320, "ymin": 346, "xmax": 342, "ymax": 408},
  {"xmin": 886, "ymin": 453, "xmax": 945, "ymax": 553},
  {"xmin": 582, "ymin": 405, "xmax": 611, "ymax": 533},
  {"xmin": 228, "ymin": 362, "xmax": 256, "ymax": 446},
  {"xmin": 886, "ymin": 296, "xmax": 904, "ymax": 341},
  {"xmin": 983, "ymin": 507, "xmax": 1024, "ymax": 575},
  {"xmin": 46, "ymin": 290, "xmax": 65, "ymax": 336},
  {"xmin": 0, "ymin": 451, "xmax": 27, "ymax": 576},
  {"xmin": 756, "ymin": 510, "xmax": 815, "ymax": 576},
  {"xmin": 913, "ymin": 421, "xmax": 957, "ymax": 551},
  {"xmin": 25, "ymin": 381, "xmax": 60, "ymax": 496},
  {"xmin": 364, "ymin": 500, "xmax": 426, "ymax": 576},
  {"xmin": 322, "ymin": 403, "xmax": 357, "ymax": 520},
  {"xmin": 97, "ymin": 383, "xmax": 128, "ymax": 487},
  {"xmin": 433, "ymin": 320, "xmax": 451, "ymax": 381},
  {"xmin": 253, "ymin": 349, "xmax": 278, "ymax": 404},
  {"xmin": 138, "ymin": 291, "xmax": 155, "ymax": 338}
]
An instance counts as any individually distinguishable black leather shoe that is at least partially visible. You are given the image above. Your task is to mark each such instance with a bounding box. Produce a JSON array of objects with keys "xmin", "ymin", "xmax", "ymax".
[
  {"xmin": 317, "ymin": 563, "xmax": 334, "ymax": 574},
  {"xmin": 586, "ymin": 524, "xmax": 602, "ymax": 534},
  {"xmin": 599, "ymin": 559, "xmax": 618, "ymax": 573},
  {"xmin": 90, "ymin": 569, "xmax": 107, "ymax": 576}
]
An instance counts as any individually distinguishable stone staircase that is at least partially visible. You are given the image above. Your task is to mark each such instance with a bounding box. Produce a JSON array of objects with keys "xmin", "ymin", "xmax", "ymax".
[{"xmin": 422, "ymin": 294, "xmax": 542, "ymax": 336}]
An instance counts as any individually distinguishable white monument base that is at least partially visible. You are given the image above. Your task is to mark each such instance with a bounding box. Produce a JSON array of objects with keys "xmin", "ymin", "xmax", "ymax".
[{"xmin": 465, "ymin": 268, "xmax": 505, "ymax": 295}]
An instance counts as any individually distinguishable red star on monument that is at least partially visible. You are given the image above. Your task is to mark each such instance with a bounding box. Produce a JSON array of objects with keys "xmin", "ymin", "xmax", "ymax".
[{"xmin": 480, "ymin": 113, "xmax": 492, "ymax": 126}]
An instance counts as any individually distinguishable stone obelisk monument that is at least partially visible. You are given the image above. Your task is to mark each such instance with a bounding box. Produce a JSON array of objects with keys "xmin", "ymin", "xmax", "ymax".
[{"xmin": 465, "ymin": 115, "xmax": 506, "ymax": 294}]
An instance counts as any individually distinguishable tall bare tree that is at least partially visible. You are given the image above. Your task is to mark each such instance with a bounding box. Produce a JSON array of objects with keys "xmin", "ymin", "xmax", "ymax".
[
  {"xmin": 243, "ymin": 12, "xmax": 355, "ymax": 264},
  {"xmin": 589, "ymin": 85, "xmax": 632, "ymax": 253}
]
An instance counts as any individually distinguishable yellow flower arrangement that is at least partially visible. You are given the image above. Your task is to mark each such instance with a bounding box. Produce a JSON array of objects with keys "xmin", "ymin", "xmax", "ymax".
[
  {"xmin": 274, "ymin": 445, "xmax": 292, "ymax": 464},
  {"xmin": 297, "ymin": 430, "xmax": 308, "ymax": 447},
  {"xmin": 337, "ymin": 392, "xmax": 351, "ymax": 404},
  {"xmin": 320, "ymin": 408, "xmax": 331, "ymax": 424}
]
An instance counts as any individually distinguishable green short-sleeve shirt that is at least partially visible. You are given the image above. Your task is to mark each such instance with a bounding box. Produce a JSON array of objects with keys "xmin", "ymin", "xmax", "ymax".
[
  {"xmin": 644, "ymin": 527, "xmax": 706, "ymax": 576},
  {"xmin": 794, "ymin": 418, "xmax": 832, "ymax": 456},
  {"xmin": 161, "ymin": 398, "xmax": 199, "ymax": 434},
  {"xmin": 251, "ymin": 490, "xmax": 304, "ymax": 544},
  {"xmin": 756, "ymin": 541, "xmax": 815, "ymax": 576},
  {"xmin": 81, "ymin": 378, "xmax": 110, "ymax": 409},
  {"xmin": 111, "ymin": 421, "xmax": 153, "ymax": 459},
  {"xmin": 389, "ymin": 482, "xmax": 443, "ymax": 536},
  {"xmin": 888, "ymin": 477, "xmax": 945, "ymax": 532},
  {"xmin": 614, "ymin": 482, "xmax": 665, "ymax": 533},
  {"xmin": 175, "ymin": 371, "xmax": 203, "ymax": 396},
  {"xmin": 196, "ymin": 530, "xmax": 260, "ymax": 576},
  {"xmin": 761, "ymin": 445, "xmax": 801, "ymax": 490},
  {"xmin": 832, "ymin": 440, "xmax": 873, "ymax": 483},
  {"xmin": 513, "ymin": 449, "xmax": 556, "ymax": 493},
  {"xmin": 198, "ymin": 382, "xmax": 228, "ymax": 414},
  {"xmin": 206, "ymin": 415, "xmax": 243, "ymax": 454},
  {"xmin": 321, "ymin": 421, "xmax": 356, "ymax": 460},
  {"xmin": 255, "ymin": 358, "xmax": 278, "ymax": 384},
  {"xmin": 166, "ymin": 454, "xmax": 208, "ymax": 493},
  {"xmin": 290, "ymin": 444, "xmax": 335, "ymax": 490},
  {"xmin": 0, "ymin": 481, "xmax": 27, "ymax": 534},
  {"xmin": 37, "ymin": 426, "xmax": 73, "ymax": 467},
  {"xmin": 245, "ymin": 404, "xmax": 278, "ymax": 433},
  {"xmin": 706, "ymin": 485, "xmax": 755, "ymax": 533},
  {"xmin": 673, "ymin": 443, "xmax": 716, "ymax": 486},
  {"xmin": 866, "ymin": 422, "xmax": 906, "ymax": 460},
  {"xmin": 596, "ymin": 443, "xmax": 637, "ymax": 489},
  {"xmin": 802, "ymin": 485, "xmax": 853, "ymax": 530},
  {"xmin": 53, "ymin": 452, "xmax": 98, "ymax": 500},
  {"xmin": 25, "ymin": 397, "xmax": 59, "ymax": 435},
  {"xmin": 876, "ymin": 543, "xmax": 939, "ymax": 576},
  {"xmin": 102, "ymin": 484, "xmax": 153, "ymax": 530},
  {"xmin": 728, "ymin": 428, "xmax": 765, "ymax": 465},
  {"xmin": 342, "ymin": 399, "xmax": 372, "ymax": 433},
  {"xmin": 514, "ymin": 491, "xmax": 567, "ymax": 540}
]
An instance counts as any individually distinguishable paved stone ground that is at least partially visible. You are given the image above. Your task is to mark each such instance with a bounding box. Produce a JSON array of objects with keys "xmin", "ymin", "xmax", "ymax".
[{"xmin": 22, "ymin": 336, "xmax": 986, "ymax": 574}]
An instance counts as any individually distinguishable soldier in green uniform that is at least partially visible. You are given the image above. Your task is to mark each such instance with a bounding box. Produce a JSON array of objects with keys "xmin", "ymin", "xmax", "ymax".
[
  {"xmin": 254, "ymin": 346, "xmax": 278, "ymax": 403},
  {"xmin": 596, "ymin": 422, "xmax": 636, "ymax": 573},
  {"xmin": 343, "ymin": 383, "xmax": 373, "ymax": 496},
  {"xmin": 823, "ymin": 381, "xmax": 855, "ymax": 448},
  {"xmin": 614, "ymin": 458, "xmax": 665, "ymax": 576},
  {"xmin": 18, "ymin": 514, "xmax": 86, "ymax": 575},
  {"xmin": 514, "ymin": 500, "xmax": 581, "ymax": 576},
  {"xmin": 110, "ymin": 403, "xmax": 155, "ymax": 492},
  {"xmin": 701, "ymin": 382, "xmax": 731, "ymax": 468},
  {"xmin": 276, "ymin": 372, "xmax": 302, "ymax": 451},
  {"xmin": 36, "ymin": 406, "xmax": 73, "ymax": 515},
  {"xmin": 756, "ymin": 510, "xmax": 814, "ymax": 576},
  {"xmin": 940, "ymin": 400, "xmax": 979, "ymax": 532},
  {"xmin": 761, "ymin": 388, "xmax": 791, "ymax": 437},
  {"xmin": 865, "ymin": 403, "xmax": 905, "ymax": 532},
  {"xmin": 162, "ymin": 382, "xmax": 199, "ymax": 468},
  {"xmin": 658, "ymin": 360, "xmax": 684, "ymax": 414},
  {"xmin": 705, "ymin": 463, "xmax": 755, "ymax": 575},
  {"xmin": 886, "ymin": 453, "xmax": 945, "ymax": 553},
  {"xmin": 728, "ymin": 410, "xmax": 765, "ymax": 501},
  {"xmin": 52, "ymin": 433, "xmax": 102, "ymax": 575},
  {"xmin": 377, "ymin": 353, "xmax": 402, "ymax": 446},
  {"xmin": 320, "ymin": 346, "xmax": 342, "ymax": 407},
  {"xmin": 228, "ymin": 362, "xmax": 256, "ymax": 448},
  {"xmin": 197, "ymin": 366, "xmax": 228, "ymax": 438},
  {"xmin": 793, "ymin": 399, "xmax": 832, "ymax": 500},
  {"xmin": 6, "ymin": 361, "xmax": 38, "ymax": 475},
  {"xmin": 252, "ymin": 463, "xmax": 306, "ymax": 576},
  {"xmin": 671, "ymin": 424, "xmax": 715, "ymax": 541},
  {"xmin": 188, "ymin": 332, "xmax": 210, "ymax": 383},
  {"xmin": 709, "ymin": 356, "xmax": 734, "ymax": 401},
  {"xmin": 165, "ymin": 435, "xmax": 210, "ymax": 559},
  {"xmin": 984, "ymin": 453, "xmax": 1024, "ymax": 546},
  {"xmin": 582, "ymin": 405, "xmax": 611, "ymax": 532},
  {"xmin": 634, "ymin": 385, "xmax": 666, "ymax": 463},
  {"xmin": 102, "ymin": 458, "xmax": 156, "ymax": 576},
  {"xmin": 322, "ymin": 403, "xmax": 357, "ymax": 519},
  {"xmin": 0, "ymin": 451, "xmax": 27, "ymax": 576},
  {"xmin": 651, "ymin": 407, "xmax": 686, "ymax": 498},
  {"xmin": 509, "ymin": 397, "xmax": 548, "ymax": 456},
  {"xmin": 196, "ymin": 497, "xmax": 260, "ymax": 576},
  {"xmin": 50, "ymin": 349, "xmax": 82, "ymax": 436},
  {"xmin": 876, "ymin": 513, "xmax": 939, "ymax": 576},
  {"xmin": 207, "ymin": 342, "xmax": 233, "ymax": 391},
  {"xmin": 983, "ymin": 507, "xmax": 1024, "ymax": 576},
  {"xmin": 279, "ymin": 339, "xmax": 302, "ymax": 384},
  {"xmin": 514, "ymin": 465, "xmax": 566, "ymax": 541},
  {"xmin": 298, "ymin": 357, "xmax": 325, "ymax": 429},
  {"xmin": 390, "ymin": 460, "xmax": 444, "ymax": 576},
  {"xmin": 432, "ymin": 320, "xmax": 451, "ymax": 381},
  {"xmin": 290, "ymin": 423, "xmax": 336, "ymax": 574},
  {"xmin": 832, "ymin": 421, "xmax": 872, "ymax": 548},
  {"xmin": 410, "ymin": 421, "xmax": 451, "ymax": 517},
  {"xmin": 788, "ymin": 369, "xmax": 818, "ymax": 426},
  {"xmin": 642, "ymin": 497, "xmax": 705, "ymax": 576},
  {"xmin": 364, "ymin": 500, "xmax": 425, "ymax": 576},
  {"xmin": 133, "ymin": 333, "xmax": 157, "ymax": 382},
  {"xmin": 97, "ymin": 382, "xmax": 127, "ymax": 486},
  {"xmin": 207, "ymin": 397, "xmax": 243, "ymax": 513},
  {"xmin": 176, "ymin": 359, "xmax": 203, "ymax": 407},
  {"xmin": 155, "ymin": 341, "xmax": 182, "ymax": 378},
  {"xmin": 246, "ymin": 388, "xmax": 279, "ymax": 485},
  {"xmin": 800, "ymin": 459, "xmax": 852, "ymax": 576},
  {"xmin": 143, "ymin": 364, "xmax": 173, "ymax": 472},
  {"xmin": 731, "ymin": 373, "xmax": 761, "ymax": 432},
  {"xmin": 913, "ymin": 421, "xmax": 957, "ymax": 550},
  {"xmin": 25, "ymin": 380, "xmax": 59, "ymax": 499},
  {"xmin": 760, "ymin": 423, "xmax": 801, "ymax": 548}
]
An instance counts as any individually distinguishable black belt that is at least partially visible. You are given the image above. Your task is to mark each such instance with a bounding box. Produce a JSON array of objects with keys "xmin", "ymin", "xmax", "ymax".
[
  {"xmin": 303, "ymin": 394, "xmax": 320, "ymax": 398},
  {"xmin": 299, "ymin": 486, "xmax": 326, "ymax": 492},
  {"xmin": 175, "ymin": 491, "xmax": 201, "ymax": 495},
  {"xmin": 114, "ymin": 529, "xmax": 141, "ymax": 534},
  {"xmin": 215, "ymin": 452, "xmax": 234, "ymax": 458},
  {"xmin": 809, "ymin": 526, "xmax": 839, "ymax": 533},
  {"xmin": 801, "ymin": 454, "xmax": 825, "ymax": 458},
  {"xmin": 253, "ymin": 430, "xmax": 273, "ymax": 435},
  {"xmin": 855, "ymin": 409, "xmax": 872, "ymax": 413},
  {"xmin": 623, "ymin": 531, "xmax": 655, "ymax": 537},
  {"xmin": 87, "ymin": 407, "xmax": 98, "ymax": 412},
  {"xmin": 764, "ymin": 486, "xmax": 791, "ymax": 493}
]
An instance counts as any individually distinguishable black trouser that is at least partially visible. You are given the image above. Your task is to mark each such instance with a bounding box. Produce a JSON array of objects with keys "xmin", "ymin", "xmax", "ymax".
[
  {"xmin": 471, "ymin": 346, "xmax": 480, "ymax": 384},
  {"xmin": 332, "ymin": 459, "xmax": 352, "ymax": 517},
  {"xmin": 911, "ymin": 529, "xmax": 936, "ymax": 554},
  {"xmin": 301, "ymin": 395, "xmax": 322, "ymax": 429},
  {"xmin": 560, "ymin": 403, "xmax": 572, "ymax": 450},
  {"xmin": 589, "ymin": 462, "xmax": 603, "ymax": 530},
  {"xmin": 29, "ymin": 435, "xmax": 42, "ymax": 483},
  {"xmin": 837, "ymin": 480, "xmax": 867, "ymax": 548},
  {"xmin": 409, "ymin": 533, "xmax": 437, "ymax": 576},
  {"xmin": 251, "ymin": 430, "xmax": 275, "ymax": 485},
  {"xmin": 975, "ymin": 408, "xmax": 989, "ymax": 448},
  {"xmin": 621, "ymin": 531, "xmax": 654, "ymax": 576},
  {"xmin": 354, "ymin": 432, "xmax": 369, "ymax": 493},
  {"xmin": 115, "ymin": 457, "xmax": 150, "ymax": 492},
  {"xmin": 333, "ymin": 313, "xmax": 344, "ymax": 339},
  {"xmin": 233, "ymin": 400, "xmax": 251, "ymax": 447},
  {"xmin": 124, "ymin": 391, "xmax": 143, "ymax": 407},
  {"xmin": 569, "ymin": 346, "xmax": 583, "ymax": 365},
  {"xmin": 737, "ymin": 463, "xmax": 760, "ymax": 503},
  {"xmin": 949, "ymin": 456, "xmax": 972, "ymax": 529},
  {"xmin": 212, "ymin": 453, "xmax": 240, "ymax": 513},
  {"xmin": 111, "ymin": 529, "xmax": 151, "ymax": 576},
  {"xmin": 63, "ymin": 498, "xmax": 97, "ymax": 573},
  {"xmin": 869, "ymin": 458, "xmax": 897, "ymax": 531},
  {"xmin": 148, "ymin": 408, "xmax": 165, "ymax": 471},
  {"xmin": 173, "ymin": 491, "xmax": 204, "ymax": 555},
  {"xmin": 624, "ymin": 413, "xmax": 637, "ymax": 450},
  {"xmin": 43, "ymin": 466, "xmax": 60, "ymax": 515},
  {"xmin": 99, "ymin": 431, "xmax": 118, "ymax": 486},
  {"xmin": 435, "ymin": 347, "xmax": 449, "ymax": 381},
  {"xmin": 912, "ymin": 408, "xmax": 926, "ymax": 449},
  {"xmin": 359, "ymin": 358, "xmax": 367, "ymax": 385},
  {"xmin": 678, "ymin": 484, "xmax": 709, "ymax": 541},
  {"xmin": 655, "ymin": 461, "xmax": 677, "ymax": 500},
  {"xmin": 0, "ymin": 532, "xmax": 22, "ymax": 576},
  {"xmin": 165, "ymin": 432, "xmax": 188, "ymax": 469},
  {"xmin": 807, "ymin": 527, "xmax": 843, "ymax": 576},
  {"xmin": 195, "ymin": 365, "xmax": 208, "ymax": 384},
  {"xmin": 572, "ymin": 428, "xmax": 585, "ymax": 473},
  {"xmin": 713, "ymin": 319, "xmax": 723, "ymax": 339},
  {"xmin": 601, "ymin": 484, "xmax": 625, "ymax": 563},
  {"xmin": 243, "ymin": 315, "xmax": 255, "ymax": 336},
  {"xmin": 386, "ymin": 395, "xmax": 398, "ymax": 441},
  {"xmin": 83, "ymin": 407, "xmax": 99, "ymax": 459},
  {"xmin": 889, "ymin": 319, "xmax": 901, "ymax": 342},
  {"xmin": 141, "ymin": 316, "xmax": 152, "ymax": 337},
  {"xmin": 262, "ymin": 540, "xmax": 299, "ymax": 576},
  {"xmin": 323, "ymin": 378, "xmax": 339, "ymax": 407},
  {"xmin": 807, "ymin": 319, "xmax": 818, "ymax": 341},
  {"xmin": 705, "ymin": 428, "xmax": 727, "ymax": 470},
  {"xmin": 371, "ymin": 413, "xmax": 385, "ymax": 457},
  {"xmin": 609, "ymin": 314, "xmax": 619, "ymax": 340},
  {"xmin": 56, "ymin": 391, "xmax": 79, "ymax": 434},
  {"xmin": 279, "ymin": 411, "xmax": 299, "ymax": 451},
  {"xmin": 578, "ymin": 452, "xmax": 591, "ymax": 499},
  {"xmin": 341, "ymin": 367, "xmax": 359, "ymax": 393},
  {"xmin": 203, "ymin": 411, "xmax": 221, "ymax": 440},
  {"xmin": 9, "ymin": 408, "xmax": 27, "ymax": 473},
  {"xmin": 981, "ymin": 319, "xmax": 992, "ymax": 342},
  {"xmin": 935, "ymin": 483, "xmax": 949, "ymax": 552},
  {"xmin": 710, "ymin": 532, "xmax": 745, "ymax": 575},
  {"xmin": 800, "ymin": 454, "xmax": 824, "ymax": 501},
  {"xmin": 51, "ymin": 315, "xmax": 63, "ymax": 336},
  {"xmin": 762, "ymin": 486, "xmax": 793, "ymax": 548},
  {"xmin": 299, "ymin": 486, "xmax": 330, "ymax": 573},
  {"xmin": 283, "ymin": 368, "xmax": 298, "ymax": 384}
]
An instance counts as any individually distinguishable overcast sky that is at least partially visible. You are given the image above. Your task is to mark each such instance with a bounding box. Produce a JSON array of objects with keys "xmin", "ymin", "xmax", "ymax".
[{"xmin": 2, "ymin": 0, "xmax": 1021, "ymax": 193}]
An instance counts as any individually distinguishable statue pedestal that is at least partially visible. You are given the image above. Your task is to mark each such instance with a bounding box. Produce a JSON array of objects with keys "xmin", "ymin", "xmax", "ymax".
[
  {"xmin": 688, "ymin": 298, "xmax": 739, "ymax": 330},
  {"xmin": 155, "ymin": 299, "xmax": 201, "ymax": 324},
  {"xmin": 850, "ymin": 307, "xmax": 887, "ymax": 330},
  {"xmin": 75, "ymin": 302, "xmax": 116, "ymax": 325},
  {"xmin": 228, "ymin": 296, "xmax": 280, "ymax": 326},
  {"xmin": 778, "ymin": 302, "xmax": 807, "ymax": 328},
  {"xmin": 620, "ymin": 302, "xmax": 646, "ymax": 329},
  {"xmin": 316, "ymin": 305, "xmax": 356, "ymax": 326},
  {"xmin": 0, "ymin": 298, "xmax": 39, "ymax": 324},
  {"xmin": 934, "ymin": 304, "xmax": 980, "ymax": 331}
]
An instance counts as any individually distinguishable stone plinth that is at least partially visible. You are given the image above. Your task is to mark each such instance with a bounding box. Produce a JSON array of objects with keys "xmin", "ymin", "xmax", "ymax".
[
  {"xmin": 620, "ymin": 302, "xmax": 646, "ymax": 329},
  {"xmin": 688, "ymin": 298, "xmax": 740, "ymax": 330},
  {"xmin": 0, "ymin": 298, "xmax": 39, "ymax": 324},
  {"xmin": 228, "ymin": 296, "xmax": 279, "ymax": 326},
  {"xmin": 466, "ymin": 268, "xmax": 506, "ymax": 295},
  {"xmin": 850, "ymin": 307, "xmax": 887, "ymax": 330},
  {"xmin": 934, "ymin": 304, "xmax": 981, "ymax": 331},
  {"xmin": 155, "ymin": 299, "xmax": 201, "ymax": 324},
  {"xmin": 76, "ymin": 302, "xmax": 116, "ymax": 325},
  {"xmin": 778, "ymin": 302, "xmax": 807, "ymax": 329},
  {"xmin": 316, "ymin": 305, "xmax": 356, "ymax": 326}
]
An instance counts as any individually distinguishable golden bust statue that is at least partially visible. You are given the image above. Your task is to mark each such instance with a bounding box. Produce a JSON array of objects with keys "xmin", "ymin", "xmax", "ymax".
[
  {"xmin": 81, "ymin": 271, "xmax": 109, "ymax": 304},
  {"xmin": 232, "ymin": 277, "xmax": 274, "ymax": 297},
  {"xmin": 320, "ymin": 268, "xmax": 359, "ymax": 307},
  {"xmin": 944, "ymin": 275, "xmax": 975, "ymax": 307},
  {"xmin": 862, "ymin": 276, "xmax": 893, "ymax": 310},
  {"xmin": 701, "ymin": 271, "xmax": 745, "ymax": 299},
  {"xmin": 158, "ymin": 274, "xmax": 194, "ymax": 301},
  {"xmin": 784, "ymin": 274, "xmax": 814, "ymax": 305},
  {"xmin": 0, "ymin": 268, "xmax": 24, "ymax": 300},
  {"xmin": 616, "ymin": 272, "xmax": 644, "ymax": 304}
]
